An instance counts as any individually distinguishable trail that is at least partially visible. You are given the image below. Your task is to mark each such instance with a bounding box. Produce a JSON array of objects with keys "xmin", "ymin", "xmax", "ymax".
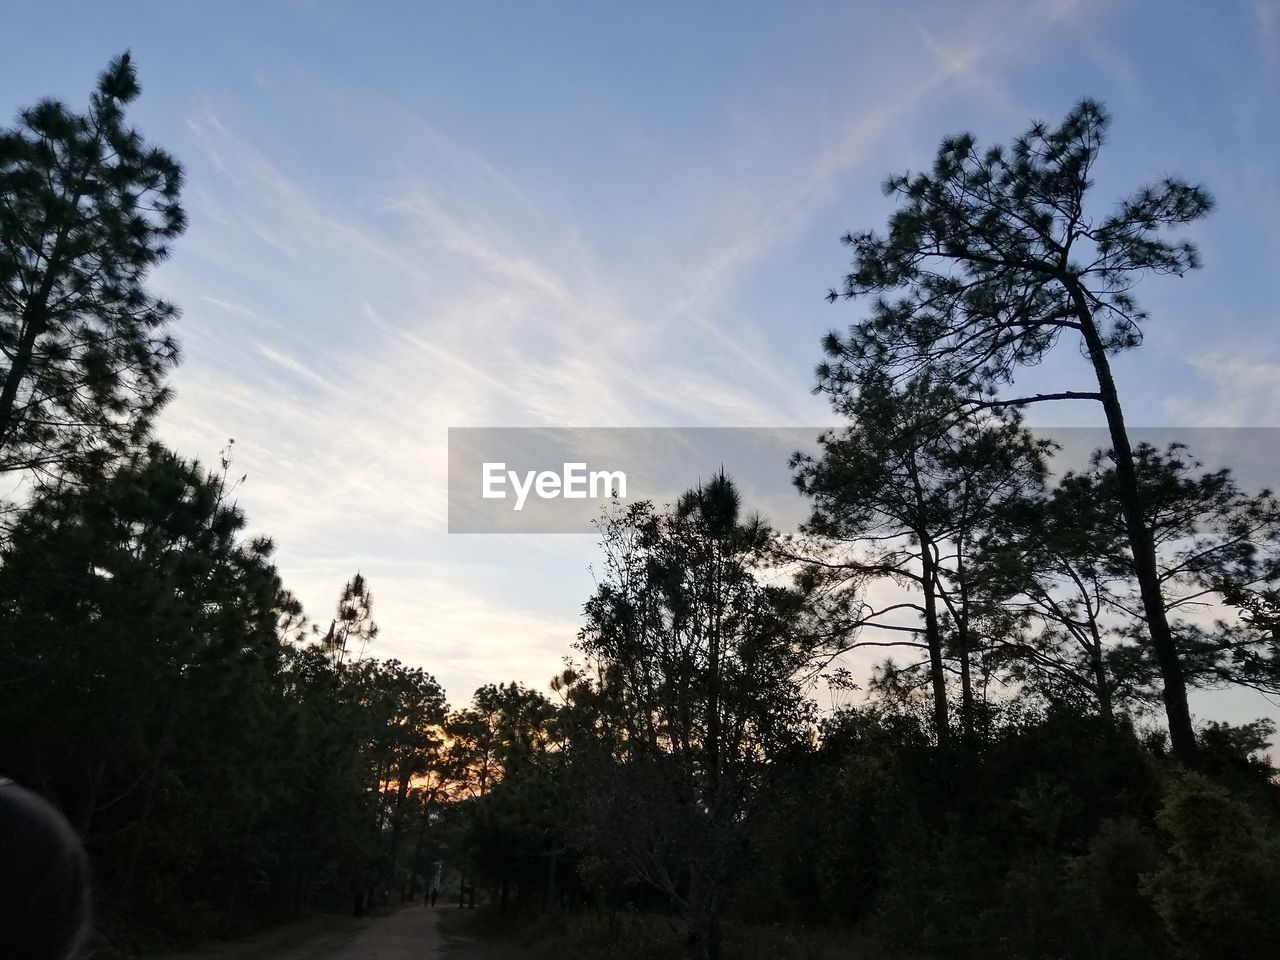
[
  {"xmin": 320, "ymin": 904, "xmax": 443, "ymax": 960},
  {"xmin": 144, "ymin": 904, "xmax": 445, "ymax": 960}
]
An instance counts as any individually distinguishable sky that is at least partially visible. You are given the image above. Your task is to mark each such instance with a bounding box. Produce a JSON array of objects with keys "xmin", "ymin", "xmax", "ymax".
[{"xmin": 2, "ymin": 0, "xmax": 1278, "ymax": 720}]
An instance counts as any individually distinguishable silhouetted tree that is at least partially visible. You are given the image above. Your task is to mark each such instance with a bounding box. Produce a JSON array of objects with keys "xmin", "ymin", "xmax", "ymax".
[
  {"xmin": 0, "ymin": 444, "xmax": 293, "ymax": 924},
  {"xmin": 571, "ymin": 473, "xmax": 814, "ymax": 960},
  {"xmin": 794, "ymin": 375, "xmax": 1048, "ymax": 742},
  {"xmin": 1146, "ymin": 773, "xmax": 1280, "ymax": 960},
  {"xmin": 450, "ymin": 683, "xmax": 566, "ymax": 915},
  {"xmin": 976, "ymin": 461, "xmax": 1134, "ymax": 721},
  {"xmin": 979, "ymin": 444, "xmax": 1280, "ymax": 725},
  {"xmin": 1091, "ymin": 445, "xmax": 1280, "ymax": 700},
  {"xmin": 0, "ymin": 53, "xmax": 184, "ymax": 486},
  {"xmin": 318, "ymin": 573, "xmax": 378, "ymax": 668},
  {"xmin": 820, "ymin": 100, "xmax": 1212, "ymax": 762}
]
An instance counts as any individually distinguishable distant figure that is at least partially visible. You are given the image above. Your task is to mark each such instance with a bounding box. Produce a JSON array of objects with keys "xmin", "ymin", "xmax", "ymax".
[
  {"xmin": 0, "ymin": 778, "xmax": 92, "ymax": 959},
  {"xmin": 429, "ymin": 886, "xmax": 438, "ymax": 908}
]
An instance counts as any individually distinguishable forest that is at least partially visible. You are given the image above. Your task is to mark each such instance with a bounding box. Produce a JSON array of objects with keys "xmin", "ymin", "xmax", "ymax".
[{"xmin": 2, "ymin": 55, "xmax": 1279, "ymax": 960}]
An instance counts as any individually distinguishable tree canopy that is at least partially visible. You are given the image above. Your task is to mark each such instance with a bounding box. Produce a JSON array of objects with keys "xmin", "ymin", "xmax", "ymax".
[{"xmin": 0, "ymin": 52, "xmax": 184, "ymax": 486}]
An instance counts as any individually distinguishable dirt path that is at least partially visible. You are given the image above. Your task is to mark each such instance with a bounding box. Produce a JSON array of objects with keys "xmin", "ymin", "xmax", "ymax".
[
  {"xmin": 322, "ymin": 903, "xmax": 442, "ymax": 959},
  {"xmin": 143, "ymin": 904, "xmax": 445, "ymax": 960}
]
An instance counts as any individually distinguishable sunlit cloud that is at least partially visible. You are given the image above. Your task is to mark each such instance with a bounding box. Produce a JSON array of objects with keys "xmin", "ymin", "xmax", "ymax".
[
  {"xmin": 1168, "ymin": 349, "xmax": 1280, "ymax": 428},
  {"xmin": 151, "ymin": 0, "xmax": 1115, "ymax": 705}
]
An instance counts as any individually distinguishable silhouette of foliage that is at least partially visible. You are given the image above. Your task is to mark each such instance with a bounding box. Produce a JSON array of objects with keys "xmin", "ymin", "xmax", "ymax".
[
  {"xmin": 0, "ymin": 53, "xmax": 184, "ymax": 487},
  {"xmin": 819, "ymin": 100, "xmax": 1214, "ymax": 762}
]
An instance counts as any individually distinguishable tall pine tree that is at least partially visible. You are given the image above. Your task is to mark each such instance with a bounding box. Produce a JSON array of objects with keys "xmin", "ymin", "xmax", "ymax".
[
  {"xmin": 819, "ymin": 101, "xmax": 1211, "ymax": 762},
  {"xmin": 0, "ymin": 52, "xmax": 184, "ymax": 484}
]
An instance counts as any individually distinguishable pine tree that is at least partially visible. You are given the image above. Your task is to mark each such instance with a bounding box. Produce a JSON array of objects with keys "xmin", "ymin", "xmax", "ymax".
[
  {"xmin": 0, "ymin": 52, "xmax": 185, "ymax": 482},
  {"xmin": 795, "ymin": 374, "xmax": 1049, "ymax": 743},
  {"xmin": 819, "ymin": 101, "xmax": 1212, "ymax": 762}
]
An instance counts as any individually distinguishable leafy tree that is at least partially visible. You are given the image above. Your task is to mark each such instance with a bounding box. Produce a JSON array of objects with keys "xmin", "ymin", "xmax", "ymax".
[
  {"xmin": 570, "ymin": 473, "xmax": 814, "ymax": 960},
  {"xmin": 794, "ymin": 374, "xmax": 1048, "ymax": 742},
  {"xmin": 450, "ymin": 683, "xmax": 567, "ymax": 915},
  {"xmin": 977, "ymin": 461, "xmax": 1135, "ymax": 721},
  {"xmin": 449, "ymin": 682, "xmax": 561, "ymax": 798},
  {"xmin": 1115, "ymin": 445, "xmax": 1280, "ymax": 698},
  {"xmin": 364, "ymin": 660, "xmax": 448, "ymax": 897},
  {"xmin": 0, "ymin": 53, "xmax": 184, "ymax": 485},
  {"xmin": 1146, "ymin": 773, "xmax": 1280, "ymax": 960},
  {"xmin": 317, "ymin": 572, "xmax": 378, "ymax": 668},
  {"xmin": 0, "ymin": 444, "xmax": 293, "ymax": 929},
  {"xmin": 1218, "ymin": 585, "xmax": 1280, "ymax": 693},
  {"xmin": 983, "ymin": 444, "xmax": 1280, "ymax": 721},
  {"xmin": 820, "ymin": 100, "xmax": 1212, "ymax": 761},
  {"xmin": 279, "ymin": 624, "xmax": 455, "ymax": 916}
]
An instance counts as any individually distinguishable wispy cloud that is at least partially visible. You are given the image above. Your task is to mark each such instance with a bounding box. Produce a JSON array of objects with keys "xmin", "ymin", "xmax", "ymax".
[
  {"xmin": 1168, "ymin": 348, "xmax": 1280, "ymax": 427},
  {"xmin": 153, "ymin": 0, "xmax": 1097, "ymax": 702}
]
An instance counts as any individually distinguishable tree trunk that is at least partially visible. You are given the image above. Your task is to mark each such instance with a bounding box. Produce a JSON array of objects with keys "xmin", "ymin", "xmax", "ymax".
[
  {"xmin": 685, "ymin": 912, "xmax": 722, "ymax": 960},
  {"xmin": 387, "ymin": 758, "xmax": 411, "ymax": 885},
  {"xmin": 685, "ymin": 867, "xmax": 722, "ymax": 960},
  {"xmin": 955, "ymin": 538, "xmax": 974, "ymax": 741},
  {"xmin": 1091, "ymin": 642, "xmax": 1115, "ymax": 726},
  {"xmin": 957, "ymin": 625, "xmax": 973, "ymax": 740},
  {"xmin": 1072, "ymin": 288, "xmax": 1196, "ymax": 763},
  {"xmin": 544, "ymin": 848, "xmax": 559, "ymax": 914},
  {"xmin": 0, "ymin": 183, "xmax": 78, "ymax": 457},
  {"xmin": 0, "ymin": 293, "xmax": 50, "ymax": 451},
  {"xmin": 1084, "ymin": 615, "xmax": 1115, "ymax": 725},
  {"xmin": 919, "ymin": 539, "xmax": 949, "ymax": 746}
]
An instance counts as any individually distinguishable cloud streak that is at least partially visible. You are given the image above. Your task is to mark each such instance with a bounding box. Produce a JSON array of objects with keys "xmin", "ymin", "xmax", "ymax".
[{"xmin": 152, "ymin": 0, "xmax": 1097, "ymax": 704}]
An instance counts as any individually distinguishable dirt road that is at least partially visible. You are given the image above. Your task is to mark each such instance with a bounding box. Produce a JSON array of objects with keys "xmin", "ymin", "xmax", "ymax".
[
  {"xmin": 322, "ymin": 904, "xmax": 442, "ymax": 959},
  {"xmin": 144, "ymin": 904, "xmax": 444, "ymax": 960}
]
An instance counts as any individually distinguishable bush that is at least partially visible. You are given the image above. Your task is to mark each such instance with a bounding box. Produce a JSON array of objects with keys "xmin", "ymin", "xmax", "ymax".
[{"xmin": 1145, "ymin": 773, "xmax": 1280, "ymax": 960}]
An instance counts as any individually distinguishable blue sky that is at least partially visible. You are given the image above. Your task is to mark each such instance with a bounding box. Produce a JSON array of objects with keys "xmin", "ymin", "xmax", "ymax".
[{"xmin": 3, "ymin": 0, "xmax": 1278, "ymax": 719}]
